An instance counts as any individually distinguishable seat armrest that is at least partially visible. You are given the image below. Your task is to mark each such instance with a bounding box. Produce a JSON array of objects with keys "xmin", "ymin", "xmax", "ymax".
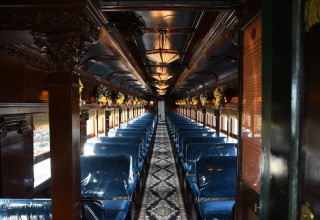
[{"xmin": 191, "ymin": 182, "xmax": 200, "ymax": 197}]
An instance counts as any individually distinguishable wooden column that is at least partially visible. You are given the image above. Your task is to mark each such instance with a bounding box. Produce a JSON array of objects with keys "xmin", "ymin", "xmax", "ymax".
[
  {"xmin": 33, "ymin": 31, "xmax": 85, "ymax": 220},
  {"xmin": 195, "ymin": 109, "xmax": 198, "ymax": 123},
  {"xmin": 119, "ymin": 107, "xmax": 122, "ymax": 128},
  {"xmin": 127, "ymin": 107, "xmax": 130, "ymax": 122},
  {"xmin": 105, "ymin": 109, "xmax": 111, "ymax": 135},
  {"xmin": 48, "ymin": 71, "xmax": 81, "ymax": 219},
  {"xmin": 215, "ymin": 109, "xmax": 220, "ymax": 136},
  {"xmin": 202, "ymin": 107, "xmax": 206, "ymax": 127}
]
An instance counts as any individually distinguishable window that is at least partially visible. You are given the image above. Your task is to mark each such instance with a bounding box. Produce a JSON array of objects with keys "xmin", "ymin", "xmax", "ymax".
[
  {"xmin": 87, "ymin": 110, "xmax": 97, "ymax": 138},
  {"xmin": 33, "ymin": 113, "xmax": 51, "ymax": 187},
  {"xmin": 221, "ymin": 116, "xmax": 228, "ymax": 135},
  {"xmin": 33, "ymin": 113, "xmax": 50, "ymax": 164}
]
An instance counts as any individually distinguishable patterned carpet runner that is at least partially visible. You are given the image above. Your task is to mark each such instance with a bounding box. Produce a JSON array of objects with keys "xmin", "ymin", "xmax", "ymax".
[{"xmin": 139, "ymin": 122, "xmax": 186, "ymax": 220}]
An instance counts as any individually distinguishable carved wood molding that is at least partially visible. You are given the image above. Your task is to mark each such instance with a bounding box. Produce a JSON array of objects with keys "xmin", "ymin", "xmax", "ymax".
[
  {"xmin": 0, "ymin": 116, "xmax": 29, "ymax": 139},
  {"xmin": 0, "ymin": 44, "xmax": 49, "ymax": 69},
  {"xmin": 0, "ymin": 10, "xmax": 84, "ymax": 31},
  {"xmin": 32, "ymin": 30, "xmax": 97, "ymax": 73}
]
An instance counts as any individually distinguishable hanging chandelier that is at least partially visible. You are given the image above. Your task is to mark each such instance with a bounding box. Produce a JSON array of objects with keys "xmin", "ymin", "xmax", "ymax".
[
  {"xmin": 151, "ymin": 66, "xmax": 173, "ymax": 81},
  {"xmin": 154, "ymin": 82, "xmax": 169, "ymax": 90},
  {"xmin": 158, "ymin": 88, "xmax": 166, "ymax": 95},
  {"xmin": 145, "ymin": 29, "xmax": 180, "ymax": 64}
]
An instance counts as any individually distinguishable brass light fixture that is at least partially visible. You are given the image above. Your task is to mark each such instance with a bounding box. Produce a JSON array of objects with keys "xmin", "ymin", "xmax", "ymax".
[
  {"xmin": 151, "ymin": 66, "xmax": 173, "ymax": 81},
  {"xmin": 154, "ymin": 82, "xmax": 169, "ymax": 90},
  {"xmin": 145, "ymin": 29, "xmax": 179, "ymax": 64},
  {"xmin": 157, "ymin": 89, "xmax": 166, "ymax": 93}
]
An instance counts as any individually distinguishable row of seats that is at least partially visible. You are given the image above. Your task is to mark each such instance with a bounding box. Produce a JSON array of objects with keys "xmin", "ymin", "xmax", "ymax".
[
  {"xmin": 84, "ymin": 112, "xmax": 157, "ymax": 218},
  {"xmin": 0, "ymin": 113, "xmax": 157, "ymax": 220},
  {"xmin": 167, "ymin": 112, "xmax": 237, "ymax": 220}
]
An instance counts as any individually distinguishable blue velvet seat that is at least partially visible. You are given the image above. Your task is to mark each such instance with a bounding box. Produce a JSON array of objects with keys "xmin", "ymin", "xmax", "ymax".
[
  {"xmin": 0, "ymin": 199, "xmax": 126, "ymax": 220},
  {"xmin": 80, "ymin": 155, "xmax": 133, "ymax": 219},
  {"xmin": 184, "ymin": 143, "xmax": 238, "ymax": 173},
  {"xmin": 81, "ymin": 155, "xmax": 133, "ymax": 198},
  {"xmin": 175, "ymin": 131, "xmax": 216, "ymax": 149},
  {"xmin": 199, "ymin": 200, "xmax": 235, "ymax": 220},
  {"xmin": 0, "ymin": 199, "xmax": 52, "ymax": 219},
  {"xmin": 86, "ymin": 143, "xmax": 142, "ymax": 174},
  {"xmin": 97, "ymin": 137, "xmax": 147, "ymax": 159},
  {"xmin": 190, "ymin": 156, "xmax": 237, "ymax": 220},
  {"xmin": 179, "ymin": 137, "xmax": 228, "ymax": 160},
  {"xmin": 83, "ymin": 200, "xmax": 130, "ymax": 220}
]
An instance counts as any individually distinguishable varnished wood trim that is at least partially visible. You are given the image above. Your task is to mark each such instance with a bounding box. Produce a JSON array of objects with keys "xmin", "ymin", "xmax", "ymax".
[{"xmin": 0, "ymin": 103, "xmax": 48, "ymax": 115}]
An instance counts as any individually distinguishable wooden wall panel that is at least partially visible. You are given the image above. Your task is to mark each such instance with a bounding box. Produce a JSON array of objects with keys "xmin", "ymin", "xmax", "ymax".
[
  {"xmin": 0, "ymin": 57, "xmax": 49, "ymax": 103},
  {"xmin": 242, "ymin": 17, "xmax": 262, "ymax": 194},
  {"xmin": 0, "ymin": 115, "xmax": 33, "ymax": 197},
  {"xmin": 0, "ymin": 57, "xmax": 25, "ymax": 102},
  {"xmin": 24, "ymin": 67, "xmax": 49, "ymax": 102}
]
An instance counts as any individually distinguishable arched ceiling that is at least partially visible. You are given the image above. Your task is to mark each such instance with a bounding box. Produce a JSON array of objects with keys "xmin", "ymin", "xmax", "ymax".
[{"xmin": 0, "ymin": 0, "xmax": 239, "ymax": 100}]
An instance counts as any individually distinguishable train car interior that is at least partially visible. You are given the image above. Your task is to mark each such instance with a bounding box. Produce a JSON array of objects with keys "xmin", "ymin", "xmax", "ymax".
[{"xmin": 0, "ymin": 0, "xmax": 320, "ymax": 219}]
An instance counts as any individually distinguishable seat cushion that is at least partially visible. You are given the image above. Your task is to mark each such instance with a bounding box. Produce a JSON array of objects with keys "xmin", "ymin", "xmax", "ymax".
[
  {"xmin": 199, "ymin": 200, "xmax": 235, "ymax": 220},
  {"xmin": 100, "ymin": 200, "xmax": 130, "ymax": 220}
]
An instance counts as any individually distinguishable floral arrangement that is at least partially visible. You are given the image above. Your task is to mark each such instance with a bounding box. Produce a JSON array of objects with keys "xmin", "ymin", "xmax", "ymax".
[
  {"xmin": 200, "ymin": 92, "xmax": 208, "ymax": 106},
  {"xmin": 94, "ymin": 85, "xmax": 112, "ymax": 105},
  {"xmin": 191, "ymin": 95, "xmax": 199, "ymax": 106},
  {"xmin": 213, "ymin": 86, "xmax": 225, "ymax": 108},
  {"xmin": 127, "ymin": 95, "xmax": 134, "ymax": 106},
  {"xmin": 116, "ymin": 92, "xmax": 125, "ymax": 105},
  {"xmin": 142, "ymin": 100, "xmax": 148, "ymax": 105},
  {"xmin": 133, "ymin": 96, "xmax": 139, "ymax": 105}
]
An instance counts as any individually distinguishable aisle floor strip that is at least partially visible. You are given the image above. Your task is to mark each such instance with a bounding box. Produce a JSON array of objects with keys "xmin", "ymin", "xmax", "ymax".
[{"xmin": 139, "ymin": 122, "xmax": 187, "ymax": 220}]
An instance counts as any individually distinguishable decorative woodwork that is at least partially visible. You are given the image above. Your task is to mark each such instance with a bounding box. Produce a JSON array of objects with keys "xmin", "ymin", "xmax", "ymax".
[
  {"xmin": 0, "ymin": 45, "xmax": 48, "ymax": 69},
  {"xmin": 0, "ymin": 117, "xmax": 28, "ymax": 139},
  {"xmin": 32, "ymin": 31, "xmax": 95, "ymax": 73},
  {"xmin": 0, "ymin": 115, "xmax": 33, "ymax": 197}
]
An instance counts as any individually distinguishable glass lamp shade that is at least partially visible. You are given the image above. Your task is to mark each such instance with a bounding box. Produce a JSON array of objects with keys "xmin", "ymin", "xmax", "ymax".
[
  {"xmin": 151, "ymin": 72, "xmax": 173, "ymax": 81},
  {"xmin": 145, "ymin": 48, "xmax": 179, "ymax": 64},
  {"xmin": 157, "ymin": 89, "xmax": 166, "ymax": 93},
  {"xmin": 145, "ymin": 29, "xmax": 180, "ymax": 64},
  {"xmin": 155, "ymin": 82, "xmax": 169, "ymax": 89}
]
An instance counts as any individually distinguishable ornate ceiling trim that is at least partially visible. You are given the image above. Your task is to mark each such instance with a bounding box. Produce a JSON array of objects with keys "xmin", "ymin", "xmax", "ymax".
[{"xmin": 0, "ymin": 44, "xmax": 48, "ymax": 69}]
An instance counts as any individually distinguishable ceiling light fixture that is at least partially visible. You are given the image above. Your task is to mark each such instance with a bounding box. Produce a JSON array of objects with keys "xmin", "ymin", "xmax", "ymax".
[
  {"xmin": 145, "ymin": 29, "xmax": 180, "ymax": 64},
  {"xmin": 157, "ymin": 89, "xmax": 166, "ymax": 93},
  {"xmin": 154, "ymin": 82, "xmax": 169, "ymax": 90},
  {"xmin": 151, "ymin": 71, "xmax": 173, "ymax": 81}
]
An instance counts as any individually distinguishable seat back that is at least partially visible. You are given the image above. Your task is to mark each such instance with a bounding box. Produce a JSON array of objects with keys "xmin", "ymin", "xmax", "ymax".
[
  {"xmin": 177, "ymin": 131, "xmax": 216, "ymax": 147},
  {"xmin": 186, "ymin": 143, "xmax": 237, "ymax": 173},
  {"xmin": 90, "ymin": 143, "xmax": 141, "ymax": 173},
  {"xmin": 0, "ymin": 199, "xmax": 52, "ymax": 219},
  {"xmin": 98, "ymin": 136, "xmax": 145, "ymax": 152},
  {"xmin": 0, "ymin": 199, "xmax": 108, "ymax": 220},
  {"xmin": 181, "ymin": 136, "xmax": 227, "ymax": 157},
  {"xmin": 80, "ymin": 155, "xmax": 132, "ymax": 199},
  {"xmin": 196, "ymin": 156, "xmax": 237, "ymax": 198}
]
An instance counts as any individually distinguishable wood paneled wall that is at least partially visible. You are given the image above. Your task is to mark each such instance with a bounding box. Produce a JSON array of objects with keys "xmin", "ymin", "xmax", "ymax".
[{"xmin": 242, "ymin": 17, "xmax": 262, "ymax": 194}]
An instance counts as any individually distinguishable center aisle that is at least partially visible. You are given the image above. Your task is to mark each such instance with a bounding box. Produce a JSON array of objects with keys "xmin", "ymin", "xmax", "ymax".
[{"xmin": 138, "ymin": 122, "xmax": 187, "ymax": 220}]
